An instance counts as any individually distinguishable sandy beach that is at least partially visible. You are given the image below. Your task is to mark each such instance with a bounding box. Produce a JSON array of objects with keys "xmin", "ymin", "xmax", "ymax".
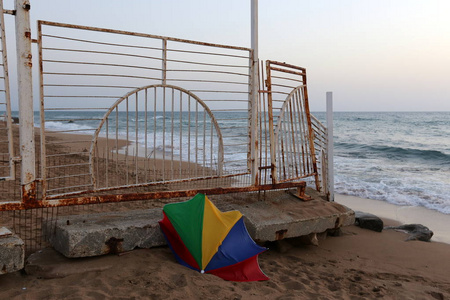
[{"xmin": 1, "ymin": 195, "xmax": 449, "ymax": 299}]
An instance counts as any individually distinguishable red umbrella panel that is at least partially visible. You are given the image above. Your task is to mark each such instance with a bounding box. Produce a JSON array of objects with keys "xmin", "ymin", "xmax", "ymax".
[{"xmin": 159, "ymin": 193, "xmax": 269, "ymax": 281}]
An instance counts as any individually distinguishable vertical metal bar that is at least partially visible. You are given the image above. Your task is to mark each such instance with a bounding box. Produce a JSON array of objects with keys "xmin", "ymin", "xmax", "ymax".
[
  {"xmin": 38, "ymin": 22, "xmax": 48, "ymax": 193},
  {"xmin": 105, "ymin": 118, "xmax": 109, "ymax": 186},
  {"xmin": 288, "ymin": 101, "xmax": 298, "ymax": 177},
  {"xmin": 295, "ymin": 88, "xmax": 307, "ymax": 175},
  {"xmin": 15, "ymin": 0, "xmax": 36, "ymax": 202},
  {"xmin": 326, "ymin": 91, "xmax": 334, "ymax": 201},
  {"xmin": 202, "ymin": 109, "xmax": 206, "ymax": 176},
  {"xmin": 162, "ymin": 86, "xmax": 166, "ymax": 181},
  {"xmin": 115, "ymin": 107, "xmax": 119, "ymax": 186},
  {"xmin": 0, "ymin": 0, "xmax": 14, "ymax": 180},
  {"xmin": 153, "ymin": 88, "xmax": 157, "ymax": 178},
  {"xmin": 171, "ymin": 87, "xmax": 174, "ymax": 178},
  {"xmin": 135, "ymin": 92, "xmax": 139, "ymax": 184},
  {"xmin": 195, "ymin": 101, "xmax": 198, "ymax": 177},
  {"xmin": 162, "ymin": 39, "xmax": 167, "ymax": 85},
  {"xmin": 144, "ymin": 88, "xmax": 148, "ymax": 182},
  {"xmin": 250, "ymin": 0, "xmax": 259, "ymax": 185},
  {"xmin": 125, "ymin": 97, "xmax": 129, "ymax": 184},
  {"xmin": 179, "ymin": 90, "xmax": 182, "ymax": 178},
  {"xmin": 302, "ymin": 72, "xmax": 320, "ymax": 191},
  {"xmin": 187, "ymin": 95, "xmax": 191, "ymax": 176},
  {"xmin": 210, "ymin": 121, "xmax": 213, "ymax": 174},
  {"xmin": 266, "ymin": 62, "xmax": 277, "ymax": 183}
]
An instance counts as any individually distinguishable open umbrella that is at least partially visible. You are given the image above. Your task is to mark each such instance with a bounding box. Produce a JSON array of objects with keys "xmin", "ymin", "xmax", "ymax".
[{"xmin": 159, "ymin": 193, "xmax": 269, "ymax": 281}]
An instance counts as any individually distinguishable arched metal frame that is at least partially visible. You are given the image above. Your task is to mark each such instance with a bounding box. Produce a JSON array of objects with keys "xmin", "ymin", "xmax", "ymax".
[
  {"xmin": 89, "ymin": 84, "xmax": 224, "ymax": 191},
  {"xmin": 273, "ymin": 85, "xmax": 320, "ymax": 188}
]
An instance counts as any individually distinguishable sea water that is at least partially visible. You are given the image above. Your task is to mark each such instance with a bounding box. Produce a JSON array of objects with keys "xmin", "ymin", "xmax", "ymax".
[
  {"xmin": 315, "ymin": 111, "xmax": 450, "ymax": 214},
  {"xmin": 26, "ymin": 111, "xmax": 450, "ymax": 214}
]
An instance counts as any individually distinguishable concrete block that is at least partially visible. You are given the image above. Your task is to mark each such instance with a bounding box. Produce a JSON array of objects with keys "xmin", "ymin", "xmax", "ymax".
[
  {"xmin": 44, "ymin": 209, "xmax": 166, "ymax": 258},
  {"xmin": 231, "ymin": 192, "xmax": 355, "ymax": 242},
  {"xmin": 0, "ymin": 227, "xmax": 25, "ymax": 274}
]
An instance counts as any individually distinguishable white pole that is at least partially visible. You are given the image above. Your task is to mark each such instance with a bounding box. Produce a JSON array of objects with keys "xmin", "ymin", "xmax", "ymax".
[
  {"xmin": 15, "ymin": 0, "xmax": 36, "ymax": 201},
  {"xmin": 326, "ymin": 92, "xmax": 334, "ymax": 201},
  {"xmin": 250, "ymin": 0, "xmax": 259, "ymax": 185}
]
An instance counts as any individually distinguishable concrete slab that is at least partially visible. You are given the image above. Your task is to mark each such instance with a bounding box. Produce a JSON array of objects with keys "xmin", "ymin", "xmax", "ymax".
[
  {"xmin": 0, "ymin": 227, "xmax": 25, "ymax": 274},
  {"xmin": 217, "ymin": 189, "xmax": 355, "ymax": 242},
  {"xmin": 45, "ymin": 188, "xmax": 354, "ymax": 258},
  {"xmin": 43, "ymin": 209, "xmax": 166, "ymax": 258}
]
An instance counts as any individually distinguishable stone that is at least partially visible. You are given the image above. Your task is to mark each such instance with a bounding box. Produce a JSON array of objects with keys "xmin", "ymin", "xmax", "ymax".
[
  {"xmin": 354, "ymin": 211, "xmax": 384, "ymax": 232},
  {"xmin": 43, "ymin": 209, "xmax": 167, "ymax": 258},
  {"xmin": 0, "ymin": 228, "xmax": 25, "ymax": 274},
  {"xmin": 384, "ymin": 224, "xmax": 433, "ymax": 242}
]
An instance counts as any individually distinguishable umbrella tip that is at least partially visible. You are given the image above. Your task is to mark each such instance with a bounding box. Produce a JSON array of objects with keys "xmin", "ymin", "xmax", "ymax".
[{"xmin": 201, "ymin": 270, "xmax": 205, "ymax": 274}]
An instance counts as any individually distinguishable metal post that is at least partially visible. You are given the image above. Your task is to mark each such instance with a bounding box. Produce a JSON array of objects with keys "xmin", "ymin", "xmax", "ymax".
[
  {"xmin": 15, "ymin": 0, "xmax": 36, "ymax": 201},
  {"xmin": 250, "ymin": 0, "xmax": 259, "ymax": 185},
  {"xmin": 326, "ymin": 92, "xmax": 334, "ymax": 201},
  {"xmin": 0, "ymin": 0, "xmax": 14, "ymax": 180}
]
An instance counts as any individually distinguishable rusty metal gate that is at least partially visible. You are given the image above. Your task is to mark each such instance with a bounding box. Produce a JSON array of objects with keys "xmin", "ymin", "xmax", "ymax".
[
  {"xmin": 0, "ymin": 20, "xmax": 329, "ymax": 209},
  {"xmin": 0, "ymin": 3, "xmax": 331, "ymax": 255}
]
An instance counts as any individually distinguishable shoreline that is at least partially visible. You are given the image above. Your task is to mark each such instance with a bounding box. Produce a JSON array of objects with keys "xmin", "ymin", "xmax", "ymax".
[{"xmin": 335, "ymin": 194, "xmax": 450, "ymax": 244}]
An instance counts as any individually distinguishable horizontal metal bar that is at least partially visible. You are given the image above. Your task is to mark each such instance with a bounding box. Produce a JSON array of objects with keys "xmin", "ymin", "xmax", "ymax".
[
  {"xmin": 270, "ymin": 75, "xmax": 302, "ymax": 83},
  {"xmin": 167, "ymin": 69, "xmax": 249, "ymax": 77},
  {"xmin": 39, "ymin": 20, "xmax": 252, "ymax": 52},
  {"xmin": 43, "ymin": 72, "xmax": 162, "ymax": 81},
  {"xmin": 45, "ymin": 140, "xmax": 92, "ymax": 145},
  {"xmin": 42, "ymin": 47, "xmax": 163, "ymax": 61},
  {"xmin": 42, "ymin": 33, "xmax": 163, "ymax": 51},
  {"xmin": 269, "ymin": 66, "xmax": 305, "ymax": 76},
  {"xmin": 204, "ymin": 99, "xmax": 248, "ymax": 102},
  {"xmin": 167, "ymin": 47, "xmax": 250, "ymax": 59},
  {"xmin": 46, "ymin": 152, "xmax": 90, "ymax": 157},
  {"xmin": 44, "ymin": 95, "xmax": 120, "ymax": 98},
  {"xmin": 43, "ymin": 59, "xmax": 163, "ymax": 72},
  {"xmin": 267, "ymin": 60, "xmax": 306, "ymax": 72},
  {"xmin": 46, "ymin": 173, "xmax": 91, "ymax": 181},
  {"xmin": 45, "ymin": 118, "xmax": 102, "ymax": 122},
  {"xmin": 44, "ymin": 84, "xmax": 140, "ymax": 89},
  {"xmin": 44, "ymin": 128, "xmax": 95, "ymax": 133},
  {"xmin": 46, "ymin": 183, "xmax": 92, "ymax": 192},
  {"xmin": 166, "ymin": 58, "xmax": 248, "ymax": 68},
  {"xmin": 38, "ymin": 181, "xmax": 307, "ymax": 208},
  {"xmin": 45, "ymin": 162, "xmax": 90, "ymax": 169},
  {"xmin": 189, "ymin": 90, "xmax": 249, "ymax": 94},
  {"xmin": 44, "ymin": 107, "xmax": 111, "ymax": 110},
  {"xmin": 167, "ymin": 78, "xmax": 248, "ymax": 85}
]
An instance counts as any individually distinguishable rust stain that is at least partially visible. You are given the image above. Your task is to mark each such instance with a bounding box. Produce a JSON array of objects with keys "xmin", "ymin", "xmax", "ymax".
[
  {"xmin": 105, "ymin": 237, "xmax": 124, "ymax": 254},
  {"xmin": 0, "ymin": 181, "xmax": 306, "ymax": 211},
  {"xmin": 275, "ymin": 229, "xmax": 288, "ymax": 240}
]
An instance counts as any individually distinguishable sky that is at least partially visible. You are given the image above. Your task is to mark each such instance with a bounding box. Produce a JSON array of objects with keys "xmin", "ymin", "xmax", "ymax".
[{"xmin": 3, "ymin": 0, "xmax": 450, "ymax": 111}]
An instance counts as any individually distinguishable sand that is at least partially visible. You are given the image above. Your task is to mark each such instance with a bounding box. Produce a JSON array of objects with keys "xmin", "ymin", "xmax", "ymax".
[
  {"xmin": 335, "ymin": 194, "xmax": 450, "ymax": 244},
  {"xmin": 1, "ymin": 196, "xmax": 450, "ymax": 299}
]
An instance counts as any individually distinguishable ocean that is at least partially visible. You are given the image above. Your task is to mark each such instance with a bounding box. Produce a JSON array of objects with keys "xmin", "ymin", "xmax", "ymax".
[
  {"xmin": 16, "ymin": 111, "xmax": 450, "ymax": 214},
  {"xmin": 315, "ymin": 111, "xmax": 450, "ymax": 215}
]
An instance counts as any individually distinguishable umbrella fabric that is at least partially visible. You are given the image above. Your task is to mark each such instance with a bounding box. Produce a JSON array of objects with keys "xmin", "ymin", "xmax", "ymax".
[{"xmin": 159, "ymin": 193, "xmax": 269, "ymax": 281}]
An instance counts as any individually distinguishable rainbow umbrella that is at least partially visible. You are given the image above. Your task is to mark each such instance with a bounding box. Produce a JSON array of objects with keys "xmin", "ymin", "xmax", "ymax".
[{"xmin": 159, "ymin": 193, "xmax": 269, "ymax": 281}]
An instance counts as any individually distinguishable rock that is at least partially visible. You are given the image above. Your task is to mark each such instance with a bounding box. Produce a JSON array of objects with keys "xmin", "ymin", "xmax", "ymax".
[
  {"xmin": 0, "ymin": 229, "xmax": 25, "ymax": 274},
  {"xmin": 384, "ymin": 224, "xmax": 433, "ymax": 242},
  {"xmin": 354, "ymin": 211, "xmax": 384, "ymax": 232}
]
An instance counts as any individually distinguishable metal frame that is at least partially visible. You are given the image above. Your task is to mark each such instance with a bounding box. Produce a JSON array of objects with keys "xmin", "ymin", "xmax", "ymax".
[{"xmin": 0, "ymin": 16, "xmax": 330, "ymax": 210}]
